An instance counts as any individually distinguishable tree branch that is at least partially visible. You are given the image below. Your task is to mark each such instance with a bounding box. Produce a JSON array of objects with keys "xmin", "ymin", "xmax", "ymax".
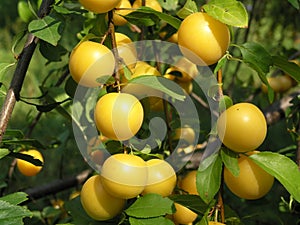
[
  {"xmin": 23, "ymin": 170, "xmax": 91, "ymax": 203},
  {"xmin": 0, "ymin": 0, "xmax": 55, "ymax": 143}
]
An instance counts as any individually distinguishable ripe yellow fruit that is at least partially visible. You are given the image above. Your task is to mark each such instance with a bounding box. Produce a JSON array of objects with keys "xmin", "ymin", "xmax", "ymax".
[
  {"xmin": 172, "ymin": 203, "xmax": 198, "ymax": 224},
  {"xmin": 112, "ymin": 0, "xmax": 132, "ymax": 26},
  {"xmin": 179, "ymin": 170, "xmax": 198, "ymax": 195},
  {"xmin": 100, "ymin": 153, "xmax": 148, "ymax": 199},
  {"xmin": 209, "ymin": 222, "xmax": 225, "ymax": 225},
  {"xmin": 173, "ymin": 126, "xmax": 196, "ymax": 146},
  {"xmin": 132, "ymin": 0, "xmax": 162, "ymax": 12},
  {"xmin": 261, "ymin": 75, "xmax": 293, "ymax": 93},
  {"xmin": 16, "ymin": 149, "xmax": 44, "ymax": 177},
  {"xmin": 142, "ymin": 159, "xmax": 177, "ymax": 197},
  {"xmin": 80, "ymin": 175, "xmax": 125, "ymax": 221},
  {"xmin": 217, "ymin": 103, "xmax": 267, "ymax": 152},
  {"xmin": 69, "ymin": 41, "xmax": 115, "ymax": 87},
  {"xmin": 94, "ymin": 92, "xmax": 144, "ymax": 141},
  {"xmin": 79, "ymin": 0, "xmax": 121, "ymax": 14},
  {"xmin": 178, "ymin": 12, "xmax": 230, "ymax": 66},
  {"xmin": 224, "ymin": 151, "xmax": 274, "ymax": 200}
]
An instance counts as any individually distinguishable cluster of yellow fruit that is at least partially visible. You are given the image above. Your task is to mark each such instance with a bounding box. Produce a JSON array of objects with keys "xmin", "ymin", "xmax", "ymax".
[
  {"xmin": 16, "ymin": 149, "xmax": 44, "ymax": 177},
  {"xmin": 217, "ymin": 102, "xmax": 274, "ymax": 199},
  {"xmin": 80, "ymin": 155, "xmax": 177, "ymax": 221}
]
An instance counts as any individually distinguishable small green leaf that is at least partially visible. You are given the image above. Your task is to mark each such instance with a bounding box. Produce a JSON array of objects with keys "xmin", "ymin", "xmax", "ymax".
[
  {"xmin": 272, "ymin": 55, "xmax": 300, "ymax": 83},
  {"xmin": 39, "ymin": 41, "xmax": 67, "ymax": 61},
  {"xmin": 158, "ymin": 0, "xmax": 179, "ymax": 11},
  {"xmin": 220, "ymin": 148, "xmax": 239, "ymax": 177},
  {"xmin": 18, "ymin": 0, "xmax": 35, "ymax": 23},
  {"xmin": 53, "ymin": 5, "xmax": 82, "ymax": 14},
  {"xmin": 3, "ymin": 139, "xmax": 45, "ymax": 149},
  {"xmin": 203, "ymin": 0, "xmax": 248, "ymax": 28},
  {"xmin": 249, "ymin": 152, "xmax": 300, "ymax": 203},
  {"xmin": 28, "ymin": 15, "xmax": 63, "ymax": 46},
  {"xmin": 0, "ymin": 192, "xmax": 28, "ymax": 205},
  {"xmin": 0, "ymin": 200, "xmax": 32, "ymax": 225},
  {"xmin": 197, "ymin": 153, "xmax": 223, "ymax": 203},
  {"xmin": 176, "ymin": 0, "xmax": 198, "ymax": 19},
  {"xmin": 125, "ymin": 193, "xmax": 174, "ymax": 218},
  {"xmin": 129, "ymin": 216, "xmax": 174, "ymax": 225},
  {"xmin": 168, "ymin": 194, "xmax": 209, "ymax": 214},
  {"xmin": 126, "ymin": 76, "xmax": 186, "ymax": 101},
  {"xmin": 0, "ymin": 63, "xmax": 15, "ymax": 78},
  {"xmin": 288, "ymin": 0, "xmax": 300, "ymax": 9},
  {"xmin": 3, "ymin": 129, "xmax": 24, "ymax": 139},
  {"xmin": 126, "ymin": 7, "xmax": 181, "ymax": 29},
  {"xmin": 0, "ymin": 148, "xmax": 10, "ymax": 159}
]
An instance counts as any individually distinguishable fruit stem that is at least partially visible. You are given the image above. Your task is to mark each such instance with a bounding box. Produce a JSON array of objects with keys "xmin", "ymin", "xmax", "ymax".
[
  {"xmin": 217, "ymin": 69, "xmax": 224, "ymax": 101},
  {"xmin": 107, "ymin": 10, "xmax": 121, "ymax": 92}
]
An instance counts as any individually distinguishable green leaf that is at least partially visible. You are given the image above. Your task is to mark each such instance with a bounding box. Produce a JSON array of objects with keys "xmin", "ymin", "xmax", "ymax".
[
  {"xmin": 197, "ymin": 153, "xmax": 222, "ymax": 203},
  {"xmin": 176, "ymin": 0, "xmax": 198, "ymax": 19},
  {"xmin": 168, "ymin": 194, "xmax": 209, "ymax": 214},
  {"xmin": 0, "ymin": 148, "xmax": 10, "ymax": 159},
  {"xmin": 237, "ymin": 42, "xmax": 273, "ymax": 77},
  {"xmin": 126, "ymin": 76, "xmax": 186, "ymax": 101},
  {"xmin": 0, "ymin": 192, "xmax": 28, "ymax": 205},
  {"xmin": 3, "ymin": 129, "xmax": 24, "ymax": 139},
  {"xmin": 249, "ymin": 152, "xmax": 300, "ymax": 203},
  {"xmin": 125, "ymin": 193, "xmax": 174, "ymax": 218},
  {"xmin": 39, "ymin": 41, "xmax": 67, "ymax": 62},
  {"xmin": 203, "ymin": 0, "xmax": 248, "ymax": 28},
  {"xmin": 3, "ymin": 139, "xmax": 45, "ymax": 149},
  {"xmin": 52, "ymin": 5, "xmax": 82, "ymax": 15},
  {"xmin": 220, "ymin": 148, "xmax": 239, "ymax": 177},
  {"xmin": 126, "ymin": 7, "xmax": 181, "ymax": 29},
  {"xmin": 18, "ymin": 0, "xmax": 35, "ymax": 23},
  {"xmin": 288, "ymin": 0, "xmax": 300, "ymax": 9},
  {"xmin": 272, "ymin": 55, "xmax": 300, "ymax": 83},
  {"xmin": 28, "ymin": 15, "xmax": 63, "ymax": 46},
  {"xmin": 158, "ymin": 0, "xmax": 179, "ymax": 11},
  {"xmin": 0, "ymin": 200, "xmax": 32, "ymax": 225},
  {"xmin": 129, "ymin": 217, "xmax": 174, "ymax": 225}
]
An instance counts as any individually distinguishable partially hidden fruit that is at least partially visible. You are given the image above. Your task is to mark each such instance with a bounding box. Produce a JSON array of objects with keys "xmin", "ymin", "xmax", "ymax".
[
  {"xmin": 165, "ymin": 57, "xmax": 198, "ymax": 82},
  {"xmin": 69, "ymin": 41, "xmax": 115, "ymax": 87},
  {"xmin": 172, "ymin": 203, "xmax": 198, "ymax": 225},
  {"xmin": 178, "ymin": 12, "xmax": 230, "ymax": 66},
  {"xmin": 80, "ymin": 175, "xmax": 125, "ymax": 221},
  {"xmin": 179, "ymin": 170, "xmax": 198, "ymax": 195},
  {"xmin": 173, "ymin": 126, "xmax": 196, "ymax": 146},
  {"xmin": 132, "ymin": 0, "xmax": 162, "ymax": 12},
  {"xmin": 217, "ymin": 103, "xmax": 267, "ymax": 152},
  {"xmin": 224, "ymin": 151, "xmax": 274, "ymax": 200},
  {"xmin": 100, "ymin": 153, "xmax": 148, "ymax": 199},
  {"xmin": 16, "ymin": 149, "xmax": 44, "ymax": 176},
  {"xmin": 261, "ymin": 75, "xmax": 293, "ymax": 93},
  {"xmin": 142, "ymin": 159, "xmax": 177, "ymax": 197},
  {"xmin": 112, "ymin": 0, "xmax": 132, "ymax": 26},
  {"xmin": 94, "ymin": 92, "xmax": 144, "ymax": 141},
  {"xmin": 209, "ymin": 222, "xmax": 225, "ymax": 225},
  {"xmin": 79, "ymin": 0, "xmax": 121, "ymax": 14}
]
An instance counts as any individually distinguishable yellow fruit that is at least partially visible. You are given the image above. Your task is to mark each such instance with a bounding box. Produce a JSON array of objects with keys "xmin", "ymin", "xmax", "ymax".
[
  {"xmin": 217, "ymin": 103, "xmax": 267, "ymax": 152},
  {"xmin": 261, "ymin": 75, "xmax": 293, "ymax": 93},
  {"xmin": 94, "ymin": 92, "xmax": 144, "ymax": 141},
  {"xmin": 177, "ymin": 80, "xmax": 193, "ymax": 95},
  {"xmin": 132, "ymin": 0, "xmax": 162, "ymax": 12},
  {"xmin": 178, "ymin": 12, "xmax": 230, "ymax": 66},
  {"xmin": 79, "ymin": 0, "xmax": 121, "ymax": 14},
  {"xmin": 16, "ymin": 149, "xmax": 44, "ymax": 177},
  {"xmin": 100, "ymin": 153, "xmax": 148, "ymax": 199},
  {"xmin": 69, "ymin": 41, "xmax": 115, "ymax": 87},
  {"xmin": 142, "ymin": 159, "xmax": 177, "ymax": 197},
  {"xmin": 80, "ymin": 175, "xmax": 125, "ymax": 221},
  {"xmin": 172, "ymin": 203, "xmax": 198, "ymax": 224},
  {"xmin": 224, "ymin": 151, "xmax": 274, "ymax": 200},
  {"xmin": 209, "ymin": 222, "xmax": 225, "ymax": 225},
  {"xmin": 179, "ymin": 170, "xmax": 198, "ymax": 195},
  {"xmin": 173, "ymin": 126, "xmax": 196, "ymax": 146},
  {"xmin": 112, "ymin": 0, "xmax": 132, "ymax": 26}
]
